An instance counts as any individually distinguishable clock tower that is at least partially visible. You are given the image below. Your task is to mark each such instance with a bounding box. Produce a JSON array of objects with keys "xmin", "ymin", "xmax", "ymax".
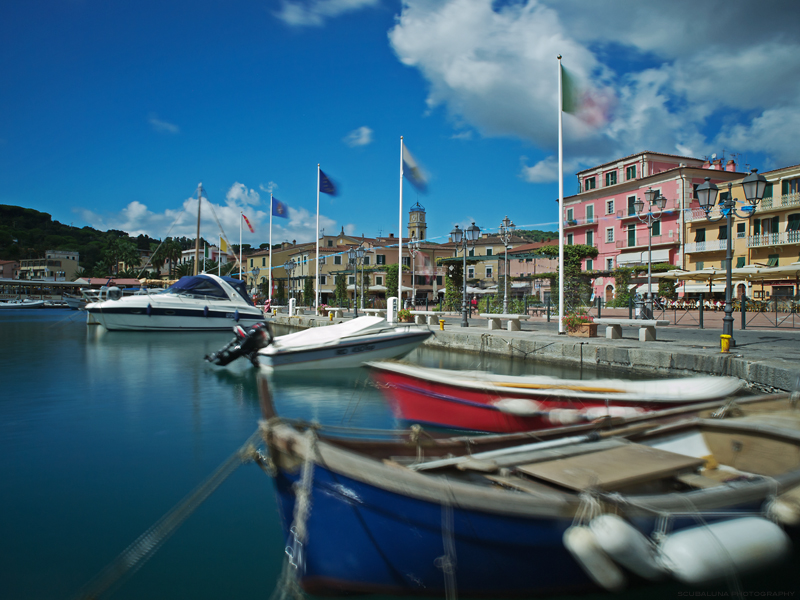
[{"xmin": 408, "ymin": 202, "xmax": 427, "ymax": 241}]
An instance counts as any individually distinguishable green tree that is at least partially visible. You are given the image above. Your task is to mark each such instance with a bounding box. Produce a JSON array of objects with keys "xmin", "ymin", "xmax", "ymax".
[
  {"xmin": 163, "ymin": 239, "xmax": 182, "ymax": 277},
  {"xmin": 444, "ymin": 262, "xmax": 462, "ymax": 312},
  {"xmin": 334, "ymin": 274, "xmax": 347, "ymax": 306},
  {"xmin": 275, "ymin": 279, "xmax": 286, "ymax": 305},
  {"xmin": 385, "ymin": 263, "xmax": 400, "ymax": 301},
  {"xmin": 537, "ymin": 244, "xmax": 598, "ymax": 309},
  {"xmin": 303, "ymin": 278, "xmax": 313, "ymax": 306}
]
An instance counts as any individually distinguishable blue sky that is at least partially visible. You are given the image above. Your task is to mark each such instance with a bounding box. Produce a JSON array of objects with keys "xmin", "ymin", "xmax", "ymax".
[{"xmin": 2, "ymin": 0, "xmax": 799, "ymax": 250}]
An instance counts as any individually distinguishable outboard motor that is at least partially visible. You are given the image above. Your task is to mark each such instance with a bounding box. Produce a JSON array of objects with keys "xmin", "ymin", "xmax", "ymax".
[{"xmin": 205, "ymin": 322, "xmax": 273, "ymax": 367}]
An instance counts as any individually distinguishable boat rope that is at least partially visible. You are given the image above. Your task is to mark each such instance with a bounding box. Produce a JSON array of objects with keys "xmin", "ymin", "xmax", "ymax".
[
  {"xmin": 434, "ymin": 483, "xmax": 458, "ymax": 600},
  {"xmin": 270, "ymin": 428, "xmax": 317, "ymax": 600},
  {"xmin": 74, "ymin": 429, "xmax": 262, "ymax": 600},
  {"xmin": 571, "ymin": 491, "xmax": 603, "ymax": 527}
]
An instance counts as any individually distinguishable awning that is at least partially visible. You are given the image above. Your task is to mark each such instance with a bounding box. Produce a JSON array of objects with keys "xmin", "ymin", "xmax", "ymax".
[
  {"xmin": 616, "ymin": 249, "xmax": 670, "ymax": 266},
  {"xmin": 681, "ymin": 283, "xmax": 739, "ymax": 294}
]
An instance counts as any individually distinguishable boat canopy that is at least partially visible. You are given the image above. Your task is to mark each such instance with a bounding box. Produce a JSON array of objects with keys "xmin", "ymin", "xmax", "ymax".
[{"xmin": 168, "ymin": 275, "xmax": 254, "ymax": 305}]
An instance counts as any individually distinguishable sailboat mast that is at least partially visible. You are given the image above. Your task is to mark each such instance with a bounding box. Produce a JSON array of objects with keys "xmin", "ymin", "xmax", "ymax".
[{"xmin": 194, "ymin": 182, "xmax": 203, "ymax": 276}]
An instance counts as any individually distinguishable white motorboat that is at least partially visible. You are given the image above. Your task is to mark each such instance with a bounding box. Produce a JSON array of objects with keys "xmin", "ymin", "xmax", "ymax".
[
  {"xmin": 84, "ymin": 274, "xmax": 265, "ymax": 331},
  {"xmin": 0, "ymin": 298, "xmax": 45, "ymax": 309},
  {"xmin": 205, "ymin": 316, "xmax": 432, "ymax": 370}
]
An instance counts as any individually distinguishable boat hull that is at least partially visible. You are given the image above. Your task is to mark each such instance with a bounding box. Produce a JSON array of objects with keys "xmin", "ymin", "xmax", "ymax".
[
  {"xmin": 85, "ymin": 301, "xmax": 264, "ymax": 331},
  {"xmin": 260, "ymin": 330, "xmax": 431, "ymax": 371}
]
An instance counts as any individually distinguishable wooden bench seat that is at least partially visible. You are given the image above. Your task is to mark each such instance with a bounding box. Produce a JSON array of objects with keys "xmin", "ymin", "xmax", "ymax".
[{"xmin": 593, "ymin": 318, "xmax": 670, "ymax": 342}]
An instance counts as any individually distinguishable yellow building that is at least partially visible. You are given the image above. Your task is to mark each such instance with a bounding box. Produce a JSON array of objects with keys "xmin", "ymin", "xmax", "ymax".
[{"xmin": 19, "ymin": 250, "xmax": 80, "ymax": 281}]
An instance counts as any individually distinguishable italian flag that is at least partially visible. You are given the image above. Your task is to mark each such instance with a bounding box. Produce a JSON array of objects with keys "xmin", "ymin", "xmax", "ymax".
[{"xmin": 561, "ymin": 64, "xmax": 611, "ymax": 128}]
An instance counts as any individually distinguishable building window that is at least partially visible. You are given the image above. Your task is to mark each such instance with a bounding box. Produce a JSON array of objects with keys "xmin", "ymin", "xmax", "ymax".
[
  {"xmin": 402, "ymin": 257, "xmax": 410, "ymax": 267},
  {"xmin": 363, "ymin": 256, "xmax": 370, "ymax": 266},
  {"xmin": 327, "ymin": 239, "xmax": 333, "ymax": 247},
  {"xmin": 737, "ymin": 223, "xmax": 746, "ymax": 238},
  {"xmin": 626, "ymin": 165, "xmax": 636, "ymax": 180},
  {"xmin": 486, "ymin": 247, "xmax": 493, "ymax": 256},
  {"xmin": 486, "ymin": 265, "xmax": 493, "ymax": 278},
  {"xmin": 605, "ymin": 171, "xmax": 617, "ymax": 186},
  {"xmin": 787, "ymin": 214, "xmax": 800, "ymax": 231},
  {"xmin": 768, "ymin": 254, "xmax": 779, "ymax": 267},
  {"xmin": 627, "ymin": 195, "xmax": 637, "ymax": 216},
  {"xmin": 467, "ymin": 267, "xmax": 475, "ymax": 279},
  {"xmin": 718, "ymin": 225, "xmax": 728, "ymax": 240},
  {"xmin": 334, "ymin": 255, "xmax": 342, "ymax": 265},
  {"xmin": 348, "ymin": 276, "xmax": 355, "ymax": 284},
  {"xmin": 586, "ymin": 205, "xmax": 594, "ymax": 223},
  {"xmin": 468, "ymin": 248, "xmax": 475, "ymax": 257},
  {"xmin": 652, "ymin": 221, "xmax": 660, "ymax": 237},
  {"xmin": 606, "ymin": 199, "xmax": 614, "ymax": 214},
  {"xmin": 736, "ymin": 257, "xmax": 745, "ymax": 268},
  {"xmin": 695, "ymin": 228, "xmax": 706, "ymax": 243},
  {"xmin": 566, "ymin": 208, "xmax": 574, "ymax": 222},
  {"xmin": 585, "ymin": 177, "xmax": 596, "ymax": 190},
  {"xmin": 606, "ymin": 257, "xmax": 614, "ymax": 270},
  {"xmin": 606, "ymin": 228, "xmax": 614, "ymax": 243},
  {"xmin": 627, "ymin": 224, "xmax": 636, "ymax": 247},
  {"xmin": 693, "ymin": 183, "xmax": 699, "ymax": 199},
  {"xmin": 436, "ymin": 276, "xmax": 443, "ymax": 285},
  {"xmin": 586, "ymin": 259, "xmax": 593, "ymax": 270},
  {"xmin": 567, "ymin": 233, "xmax": 574, "ymax": 245},
  {"xmin": 586, "ymin": 230, "xmax": 594, "ymax": 246},
  {"xmin": 696, "ymin": 261, "xmax": 704, "ymax": 270},
  {"xmin": 262, "ymin": 257, "xmax": 266, "ymax": 267},
  {"xmin": 376, "ymin": 276, "xmax": 383, "ymax": 285},
  {"xmin": 319, "ymin": 275, "xmax": 327, "ymax": 285},
  {"xmin": 377, "ymin": 254, "xmax": 386, "ymax": 265}
]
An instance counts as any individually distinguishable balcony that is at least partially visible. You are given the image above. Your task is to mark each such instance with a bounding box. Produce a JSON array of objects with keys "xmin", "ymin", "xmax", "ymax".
[
  {"xmin": 757, "ymin": 192, "xmax": 800, "ymax": 213},
  {"xmin": 563, "ymin": 217, "xmax": 598, "ymax": 229},
  {"xmin": 614, "ymin": 235, "xmax": 676, "ymax": 250},
  {"xmin": 617, "ymin": 199, "xmax": 680, "ymax": 222},
  {"xmin": 685, "ymin": 207, "xmax": 726, "ymax": 222},
  {"xmin": 748, "ymin": 230, "xmax": 800, "ymax": 248},
  {"xmin": 684, "ymin": 240, "xmax": 727, "ymax": 253}
]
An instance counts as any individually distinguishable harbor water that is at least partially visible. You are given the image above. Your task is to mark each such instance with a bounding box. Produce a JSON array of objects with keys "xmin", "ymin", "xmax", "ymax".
[{"xmin": 1, "ymin": 310, "xmax": 797, "ymax": 599}]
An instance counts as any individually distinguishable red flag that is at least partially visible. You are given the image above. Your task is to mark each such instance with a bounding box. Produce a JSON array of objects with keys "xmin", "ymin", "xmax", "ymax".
[{"xmin": 242, "ymin": 213, "xmax": 255, "ymax": 233}]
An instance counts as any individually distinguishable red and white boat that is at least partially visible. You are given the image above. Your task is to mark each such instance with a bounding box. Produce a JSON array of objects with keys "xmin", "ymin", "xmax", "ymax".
[{"xmin": 368, "ymin": 361, "xmax": 744, "ymax": 433}]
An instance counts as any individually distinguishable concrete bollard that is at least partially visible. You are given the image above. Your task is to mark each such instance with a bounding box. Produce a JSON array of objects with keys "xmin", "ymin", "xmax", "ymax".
[{"xmin": 439, "ymin": 319, "xmax": 445, "ymax": 331}]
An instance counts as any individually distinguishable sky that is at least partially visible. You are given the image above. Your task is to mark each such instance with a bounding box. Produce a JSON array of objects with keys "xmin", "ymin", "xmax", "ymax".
[{"xmin": 2, "ymin": 0, "xmax": 799, "ymax": 251}]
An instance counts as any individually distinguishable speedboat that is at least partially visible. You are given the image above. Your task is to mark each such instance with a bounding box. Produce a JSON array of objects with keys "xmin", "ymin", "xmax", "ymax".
[
  {"xmin": 205, "ymin": 316, "xmax": 432, "ymax": 370},
  {"xmin": 368, "ymin": 360, "xmax": 744, "ymax": 433},
  {"xmin": 0, "ymin": 298, "xmax": 45, "ymax": 309},
  {"xmin": 257, "ymin": 381, "xmax": 800, "ymax": 597},
  {"xmin": 84, "ymin": 274, "xmax": 265, "ymax": 331}
]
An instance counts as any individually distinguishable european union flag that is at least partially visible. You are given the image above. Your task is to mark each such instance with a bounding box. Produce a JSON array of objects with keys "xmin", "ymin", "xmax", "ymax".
[
  {"xmin": 272, "ymin": 197, "xmax": 289, "ymax": 219},
  {"xmin": 319, "ymin": 169, "xmax": 338, "ymax": 196}
]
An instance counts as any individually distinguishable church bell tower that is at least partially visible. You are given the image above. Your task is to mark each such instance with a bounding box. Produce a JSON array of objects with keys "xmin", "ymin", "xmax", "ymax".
[{"xmin": 408, "ymin": 202, "xmax": 427, "ymax": 241}]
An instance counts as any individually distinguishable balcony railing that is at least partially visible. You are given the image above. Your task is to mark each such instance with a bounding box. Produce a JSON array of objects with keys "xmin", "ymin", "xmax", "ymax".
[
  {"xmin": 684, "ymin": 239, "xmax": 728, "ymax": 253},
  {"xmin": 759, "ymin": 192, "xmax": 800, "ymax": 211},
  {"xmin": 685, "ymin": 207, "xmax": 725, "ymax": 222},
  {"xmin": 615, "ymin": 235, "xmax": 674, "ymax": 249},
  {"xmin": 748, "ymin": 230, "xmax": 800, "ymax": 247}
]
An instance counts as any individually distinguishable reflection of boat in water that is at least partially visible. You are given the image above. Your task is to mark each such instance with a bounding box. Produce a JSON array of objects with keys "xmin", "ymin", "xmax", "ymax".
[
  {"xmin": 0, "ymin": 298, "xmax": 45, "ymax": 309},
  {"xmin": 206, "ymin": 317, "xmax": 432, "ymax": 371},
  {"xmin": 368, "ymin": 360, "xmax": 744, "ymax": 433},
  {"xmin": 258, "ymin": 382, "xmax": 800, "ymax": 597},
  {"xmin": 85, "ymin": 274, "xmax": 265, "ymax": 331}
]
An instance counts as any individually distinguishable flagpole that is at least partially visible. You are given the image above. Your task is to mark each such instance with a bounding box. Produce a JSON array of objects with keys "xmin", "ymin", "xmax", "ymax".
[
  {"xmin": 239, "ymin": 212, "xmax": 243, "ymax": 282},
  {"xmin": 398, "ymin": 136, "xmax": 404, "ymax": 303},
  {"xmin": 316, "ymin": 165, "xmax": 321, "ymax": 309},
  {"xmin": 218, "ymin": 235, "xmax": 222, "ymax": 276},
  {"xmin": 557, "ymin": 55, "xmax": 565, "ymax": 334},
  {"xmin": 268, "ymin": 192, "xmax": 273, "ymax": 302},
  {"xmin": 193, "ymin": 183, "xmax": 202, "ymax": 276}
]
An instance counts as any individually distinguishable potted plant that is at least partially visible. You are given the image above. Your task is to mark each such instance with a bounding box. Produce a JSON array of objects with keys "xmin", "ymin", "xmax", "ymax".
[
  {"xmin": 562, "ymin": 309, "xmax": 598, "ymax": 337},
  {"xmin": 317, "ymin": 303, "xmax": 329, "ymax": 316},
  {"xmin": 397, "ymin": 308, "xmax": 413, "ymax": 323}
]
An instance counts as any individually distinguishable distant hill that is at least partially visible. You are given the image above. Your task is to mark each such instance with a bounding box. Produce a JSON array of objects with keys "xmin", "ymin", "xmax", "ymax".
[
  {"xmin": 515, "ymin": 229, "xmax": 559, "ymax": 243},
  {"xmin": 0, "ymin": 204, "xmax": 160, "ymax": 269}
]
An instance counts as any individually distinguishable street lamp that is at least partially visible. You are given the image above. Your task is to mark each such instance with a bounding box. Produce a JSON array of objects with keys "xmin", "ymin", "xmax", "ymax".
[
  {"xmin": 499, "ymin": 215, "xmax": 516, "ymax": 314},
  {"xmin": 696, "ymin": 169, "xmax": 767, "ymax": 349},
  {"xmin": 409, "ymin": 234, "xmax": 420, "ymax": 308},
  {"xmin": 633, "ymin": 188, "xmax": 666, "ymax": 319},
  {"xmin": 450, "ymin": 222, "xmax": 481, "ymax": 327},
  {"xmin": 347, "ymin": 243, "xmax": 366, "ymax": 317},
  {"xmin": 283, "ymin": 259, "xmax": 297, "ymax": 303}
]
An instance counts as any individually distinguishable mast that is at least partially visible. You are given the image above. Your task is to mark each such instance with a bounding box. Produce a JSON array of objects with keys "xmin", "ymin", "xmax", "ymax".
[{"xmin": 193, "ymin": 182, "xmax": 202, "ymax": 276}]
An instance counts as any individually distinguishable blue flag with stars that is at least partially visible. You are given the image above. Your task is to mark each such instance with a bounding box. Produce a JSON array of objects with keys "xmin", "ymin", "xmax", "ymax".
[
  {"xmin": 272, "ymin": 197, "xmax": 289, "ymax": 219},
  {"xmin": 319, "ymin": 169, "xmax": 338, "ymax": 196}
]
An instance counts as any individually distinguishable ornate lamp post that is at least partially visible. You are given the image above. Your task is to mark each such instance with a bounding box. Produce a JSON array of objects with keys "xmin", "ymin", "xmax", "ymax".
[
  {"xmin": 450, "ymin": 222, "xmax": 480, "ymax": 327},
  {"xmin": 633, "ymin": 188, "xmax": 666, "ymax": 319},
  {"xmin": 499, "ymin": 215, "xmax": 515, "ymax": 314},
  {"xmin": 283, "ymin": 259, "xmax": 297, "ymax": 303},
  {"xmin": 348, "ymin": 243, "xmax": 366, "ymax": 317},
  {"xmin": 409, "ymin": 234, "xmax": 420, "ymax": 307},
  {"xmin": 696, "ymin": 169, "xmax": 767, "ymax": 348}
]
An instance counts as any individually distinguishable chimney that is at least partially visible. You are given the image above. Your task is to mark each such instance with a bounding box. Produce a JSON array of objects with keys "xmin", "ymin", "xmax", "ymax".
[
  {"xmin": 292, "ymin": 239, "xmax": 296, "ymax": 245},
  {"xmin": 712, "ymin": 159, "xmax": 722, "ymax": 170},
  {"xmin": 389, "ymin": 233, "xmax": 394, "ymax": 238},
  {"xmin": 702, "ymin": 160, "xmax": 711, "ymax": 169},
  {"xmin": 726, "ymin": 159, "xmax": 736, "ymax": 172}
]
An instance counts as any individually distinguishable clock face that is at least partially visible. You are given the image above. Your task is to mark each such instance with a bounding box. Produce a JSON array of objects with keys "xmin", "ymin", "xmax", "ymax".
[{"xmin": 411, "ymin": 214, "xmax": 417, "ymax": 222}]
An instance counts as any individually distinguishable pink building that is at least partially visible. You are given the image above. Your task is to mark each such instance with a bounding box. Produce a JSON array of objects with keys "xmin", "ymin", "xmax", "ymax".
[{"xmin": 562, "ymin": 151, "xmax": 744, "ymax": 302}]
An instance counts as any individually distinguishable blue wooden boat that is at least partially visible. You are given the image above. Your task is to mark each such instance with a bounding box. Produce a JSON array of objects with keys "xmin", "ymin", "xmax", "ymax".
[{"xmin": 259, "ymin": 383, "xmax": 800, "ymax": 596}]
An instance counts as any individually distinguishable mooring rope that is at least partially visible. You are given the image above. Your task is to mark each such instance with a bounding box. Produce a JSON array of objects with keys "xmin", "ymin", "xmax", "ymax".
[{"xmin": 74, "ymin": 429, "xmax": 262, "ymax": 600}]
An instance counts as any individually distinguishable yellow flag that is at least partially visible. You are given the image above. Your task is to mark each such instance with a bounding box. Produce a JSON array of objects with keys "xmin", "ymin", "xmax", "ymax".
[{"xmin": 220, "ymin": 238, "xmax": 229, "ymax": 253}]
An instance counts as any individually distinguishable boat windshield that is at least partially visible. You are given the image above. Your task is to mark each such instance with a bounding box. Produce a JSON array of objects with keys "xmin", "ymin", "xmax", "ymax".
[{"xmin": 166, "ymin": 276, "xmax": 253, "ymax": 305}]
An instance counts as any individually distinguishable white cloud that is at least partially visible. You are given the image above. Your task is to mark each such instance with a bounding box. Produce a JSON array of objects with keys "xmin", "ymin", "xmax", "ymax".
[
  {"xmin": 274, "ymin": 0, "xmax": 379, "ymax": 27},
  {"xmin": 148, "ymin": 114, "xmax": 179, "ymax": 134},
  {"xmin": 389, "ymin": 0, "xmax": 800, "ymax": 178},
  {"xmin": 259, "ymin": 182, "xmax": 278, "ymax": 194},
  {"xmin": 226, "ymin": 182, "xmax": 261, "ymax": 206},
  {"xmin": 343, "ymin": 126, "xmax": 374, "ymax": 147}
]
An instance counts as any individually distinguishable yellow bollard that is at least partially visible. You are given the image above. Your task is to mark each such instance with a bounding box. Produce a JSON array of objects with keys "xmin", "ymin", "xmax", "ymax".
[
  {"xmin": 720, "ymin": 334, "xmax": 731, "ymax": 353},
  {"xmin": 439, "ymin": 319, "xmax": 445, "ymax": 331},
  {"xmin": 272, "ymin": 308, "xmax": 277, "ymax": 316},
  {"xmin": 329, "ymin": 312, "xmax": 333, "ymax": 321}
]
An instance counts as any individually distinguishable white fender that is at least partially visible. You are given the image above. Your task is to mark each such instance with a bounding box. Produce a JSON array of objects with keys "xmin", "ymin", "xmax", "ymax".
[
  {"xmin": 563, "ymin": 525, "xmax": 627, "ymax": 592},
  {"xmin": 492, "ymin": 398, "xmax": 542, "ymax": 416},
  {"xmin": 547, "ymin": 408, "xmax": 585, "ymax": 425},
  {"xmin": 582, "ymin": 406, "xmax": 646, "ymax": 421},
  {"xmin": 589, "ymin": 514, "xmax": 666, "ymax": 581},
  {"xmin": 767, "ymin": 498, "xmax": 800, "ymax": 526},
  {"xmin": 658, "ymin": 517, "xmax": 791, "ymax": 586}
]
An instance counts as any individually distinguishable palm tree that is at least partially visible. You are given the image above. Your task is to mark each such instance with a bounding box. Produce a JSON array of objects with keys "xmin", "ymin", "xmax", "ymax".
[
  {"xmin": 163, "ymin": 239, "xmax": 182, "ymax": 278},
  {"xmin": 149, "ymin": 242, "xmax": 166, "ymax": 277}
]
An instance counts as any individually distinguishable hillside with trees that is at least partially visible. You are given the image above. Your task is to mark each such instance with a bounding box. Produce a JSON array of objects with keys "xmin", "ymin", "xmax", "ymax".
[{"xmin": 515, "ymin": 229, "xmax": 558, "ymax": 242}]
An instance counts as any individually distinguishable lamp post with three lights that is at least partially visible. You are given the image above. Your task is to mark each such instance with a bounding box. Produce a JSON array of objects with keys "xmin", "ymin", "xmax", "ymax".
[
  {"xmin": 695, "ymin": 169, "xmax": 767, "ymax": 349},
  {"xmin": 633, "ymin": 188, "xmax": 666, "ymax": 320},
  {"xmin": 348, "ymin": 243, "xmax": 365, "ymax": 317},
  {"xmin": 498, "ymin": 215, "xmax": 515, "ymax": 314},
  {"xmin": 409, "ymin": 234, "xmax": 421, "ymax": 308},
  {"xmin": 283, "ymin": 259, "xmax": 297, "ymax": 304},
  {"xmin": 450, "ymin": 222, "xmax": 480, "ymax": 327}
]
